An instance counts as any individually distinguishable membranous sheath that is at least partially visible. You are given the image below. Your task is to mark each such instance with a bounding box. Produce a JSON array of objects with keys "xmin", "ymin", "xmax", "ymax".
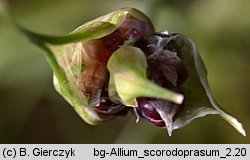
[{"xmin": 50, "ymin": 8, "xmax": 155, "ymax": 124}]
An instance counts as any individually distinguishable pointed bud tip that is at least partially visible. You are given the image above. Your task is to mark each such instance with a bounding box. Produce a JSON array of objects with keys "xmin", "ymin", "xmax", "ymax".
[{"xmin": 175, "ymin": 94, "xmax": 184, "ymax": 104}]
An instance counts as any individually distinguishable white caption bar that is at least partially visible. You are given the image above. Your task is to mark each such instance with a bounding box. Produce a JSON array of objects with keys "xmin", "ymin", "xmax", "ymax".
[{"xmin": 0, "ymin": 144, "xmax": 249, "ymax": 160}]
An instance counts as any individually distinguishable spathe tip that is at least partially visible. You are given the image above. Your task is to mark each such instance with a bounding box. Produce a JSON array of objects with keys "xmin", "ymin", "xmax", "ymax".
[
  {"xmin": 164, "ymin": 116, "xmax": 173, "ymax": 136},
  {"xmin": 160, "ymin": 113, "xmax": 174, "ymax": 136},
  {"xmin": 155, "ymin": 105, "xmax": 175, "ymax": 136},
  {"xmin": 166, "ymin": 124, "xmax": 173, "ymax": 136}
]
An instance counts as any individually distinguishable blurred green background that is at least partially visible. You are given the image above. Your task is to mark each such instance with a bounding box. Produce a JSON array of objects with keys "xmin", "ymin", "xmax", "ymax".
[{"xmin": 0, "ymin": 0, "xmax": 249, "ymax": 143}]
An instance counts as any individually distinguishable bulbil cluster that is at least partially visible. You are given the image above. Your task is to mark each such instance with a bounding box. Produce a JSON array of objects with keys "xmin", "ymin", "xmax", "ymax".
[
  {"xmin": 22, "ymin": 8, "xmax": 244, "ymax": 136},
  {"xmin": 80, "ymin": 13, "xmax": 188, "ymax": 135}
]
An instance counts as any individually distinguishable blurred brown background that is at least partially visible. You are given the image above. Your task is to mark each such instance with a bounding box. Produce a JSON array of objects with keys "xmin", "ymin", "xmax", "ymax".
[{"xmin": 0, "ymin": 0, "xmax": 249, "ymax": 143}]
